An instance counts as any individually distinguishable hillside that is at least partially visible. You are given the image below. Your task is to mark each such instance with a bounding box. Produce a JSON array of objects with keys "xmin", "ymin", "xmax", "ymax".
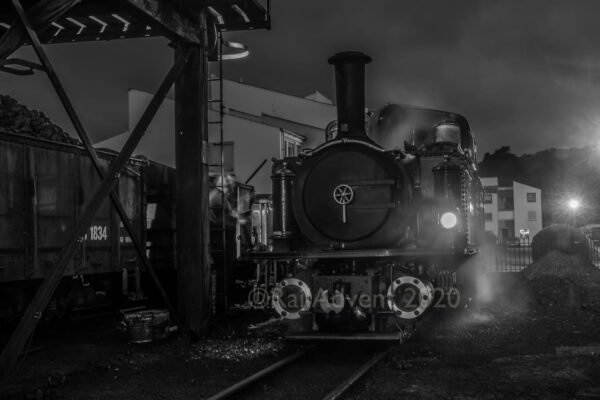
[{"xmin": 478, "ymin": 146, "xmax": 600, "ymax": 226}]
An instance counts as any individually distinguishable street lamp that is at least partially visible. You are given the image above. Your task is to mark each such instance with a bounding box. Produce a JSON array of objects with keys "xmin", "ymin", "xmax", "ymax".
[
  {"xmin": 566, "ymin": 198, "xmax": 581, "ymax": 226},
  {"xmin": 568, "ymin": 198, "xmax": 580, "ymax": 211}
]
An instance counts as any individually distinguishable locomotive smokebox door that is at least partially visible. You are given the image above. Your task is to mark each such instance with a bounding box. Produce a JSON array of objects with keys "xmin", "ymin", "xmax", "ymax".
[{"xmin": 291, "ymin": 143, "xmax": 412, "ymax": 249}]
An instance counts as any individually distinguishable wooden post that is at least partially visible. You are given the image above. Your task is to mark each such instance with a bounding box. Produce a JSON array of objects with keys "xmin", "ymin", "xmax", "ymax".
[{"xmin": 174, "ymin": 8, "xmax": 211, "ymax": 337}]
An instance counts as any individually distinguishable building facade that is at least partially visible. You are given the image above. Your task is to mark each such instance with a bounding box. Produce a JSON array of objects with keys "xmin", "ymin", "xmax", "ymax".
[
  {"xmin": 481, "ymin": 177, "xmax": 542, "ymax": 243},
  {"xmin": 95, "ymin": 80, "xmax": 337, "ymax": 194}
]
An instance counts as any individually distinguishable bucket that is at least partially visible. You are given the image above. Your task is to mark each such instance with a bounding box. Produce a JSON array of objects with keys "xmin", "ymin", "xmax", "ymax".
[
  {"xmin": 123, "ymin": 309, "xmax": 170, "ymax": 343},
  {"xmin": 124, "ymin": 312, "xmax": 154, "ymax": 344},
  {"xmin": 147, "ymin": 309, "xmax": 170, "ymax": 340}
]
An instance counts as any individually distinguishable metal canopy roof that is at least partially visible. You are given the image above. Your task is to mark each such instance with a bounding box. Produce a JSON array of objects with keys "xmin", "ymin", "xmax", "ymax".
[{"xmin": 0, "ymin": 0, "xmax": 270, "ymax": 45}]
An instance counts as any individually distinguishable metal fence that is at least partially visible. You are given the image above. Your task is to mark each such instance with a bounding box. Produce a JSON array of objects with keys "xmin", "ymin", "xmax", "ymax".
[
  {"xmin": 493, "ymin": 234, "xmax": 600, "ymax": 272},
  {"xmin": 584, "ymin": 234, "xmax": 600, "ymax": 268},
  {"xmin": 494, "ymin": 238, "xmax": 532, "ymax": 273}
]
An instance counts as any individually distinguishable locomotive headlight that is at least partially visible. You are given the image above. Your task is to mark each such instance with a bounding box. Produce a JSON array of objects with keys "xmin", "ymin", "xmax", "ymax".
[{"xmin": 440, "ymin": 212, "xmax": 458, "ymax": 229}]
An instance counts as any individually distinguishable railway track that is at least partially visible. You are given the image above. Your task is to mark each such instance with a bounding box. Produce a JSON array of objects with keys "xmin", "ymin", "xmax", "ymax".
[{"xmin": 204, "ymin": 343, "xmax": 396, "ymax": 400}]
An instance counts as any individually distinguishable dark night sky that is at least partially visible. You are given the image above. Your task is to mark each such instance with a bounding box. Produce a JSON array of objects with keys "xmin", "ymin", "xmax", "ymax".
[{"xmin": 3, "ymin": 0, "xmax": 600, "ymax": 157}]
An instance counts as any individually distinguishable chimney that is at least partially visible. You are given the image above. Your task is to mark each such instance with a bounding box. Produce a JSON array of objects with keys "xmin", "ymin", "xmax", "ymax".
[{"xmin": 328, "ymin": 51, "xmax": 371, "ymax": 139}]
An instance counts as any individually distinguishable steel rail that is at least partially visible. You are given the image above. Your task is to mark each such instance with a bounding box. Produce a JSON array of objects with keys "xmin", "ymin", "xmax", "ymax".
[
  {"xmin": 204, "ymin": 349, "xmax": 308, "ymax": 400},
  {"xmin": 203, "ymin": 344, "xmax": 393, "ymax": 400},
  {"xmin": 321, "ymin": 349, "xmax": 390, "ymax": 400}
]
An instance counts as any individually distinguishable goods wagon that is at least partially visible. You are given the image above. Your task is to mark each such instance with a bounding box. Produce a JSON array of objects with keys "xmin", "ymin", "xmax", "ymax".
[{"xmin": 0, "ymin": 129, "xmax": 148, "ymax": 319}]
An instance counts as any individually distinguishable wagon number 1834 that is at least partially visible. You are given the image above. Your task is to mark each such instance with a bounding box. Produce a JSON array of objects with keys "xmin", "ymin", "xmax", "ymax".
[{"xmin": 85, "ymin": 225, "xmax": 108, "ymax": 241}]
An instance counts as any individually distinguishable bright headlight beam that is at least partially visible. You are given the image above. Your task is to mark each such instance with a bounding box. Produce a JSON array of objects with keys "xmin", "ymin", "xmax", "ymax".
[{"xmin": 440, "ymin": 212, "xmax": 458, "ymax": 229}]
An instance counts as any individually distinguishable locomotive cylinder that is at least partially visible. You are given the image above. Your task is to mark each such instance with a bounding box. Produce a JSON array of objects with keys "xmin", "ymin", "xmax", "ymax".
[
  {"xmin": 328, "ymin": 51, "xmax": 372, "ymax": 139},
  {"xmin": 271, "ymin": 159, "xmax": 298, "ymax": 246}
]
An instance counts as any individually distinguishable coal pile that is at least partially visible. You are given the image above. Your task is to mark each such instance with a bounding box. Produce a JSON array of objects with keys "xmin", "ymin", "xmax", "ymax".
[
  {"xmin": 0, "ymin": 94, "xmax": 80, "ymax": 145},
  {"xmin": 531, "ymin": 224, "xmax": 586, "ymax": 262},
  {"xmin": 522, "ymin": 250, "xmax": 600, "ymax": 307}
]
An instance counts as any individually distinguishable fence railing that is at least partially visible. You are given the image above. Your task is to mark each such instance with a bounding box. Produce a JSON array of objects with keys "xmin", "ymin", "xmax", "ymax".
[
  {"xmin": 494, "ymin": 238, "xmax": 532, "ymax": 273},
  {"xmin": 584, "ymin": 235, "xmax": 600, "ymax": 268},
  {"xmin": 493, "ymin": 234, "xmax": 600, "ymax": 272}
]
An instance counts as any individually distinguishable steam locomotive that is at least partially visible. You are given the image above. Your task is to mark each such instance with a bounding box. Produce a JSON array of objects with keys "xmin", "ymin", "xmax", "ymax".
[{"xmin": 249, "ymin": 52, "xmax": 484, "ymax": 339}]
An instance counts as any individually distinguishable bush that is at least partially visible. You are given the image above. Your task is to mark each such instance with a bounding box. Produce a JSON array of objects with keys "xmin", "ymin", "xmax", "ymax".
[{"xmin": 531, "ymin": 224, "xmax": 586, "ymax": 262}]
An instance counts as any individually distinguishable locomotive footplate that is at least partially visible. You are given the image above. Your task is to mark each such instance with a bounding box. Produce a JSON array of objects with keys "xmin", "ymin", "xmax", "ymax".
[{"xmin": 244, "ymin": 248, "xmax": 456, "ymax": 260}]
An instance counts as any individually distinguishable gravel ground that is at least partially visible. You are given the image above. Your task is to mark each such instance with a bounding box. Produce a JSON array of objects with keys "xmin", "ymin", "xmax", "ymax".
[
  {"xmin": 0, "ymin": 314, "xmax": 292, "ymax": 400},
  {"xmin": 347, "ymin": 270, "xmax": 600, "ymax": 400},
  {"xmin": 3, "ymin": 255, "xmax": 600, "ymax": 400}
]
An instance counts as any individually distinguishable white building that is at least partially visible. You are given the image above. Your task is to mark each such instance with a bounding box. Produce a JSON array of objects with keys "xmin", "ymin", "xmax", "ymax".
[
  {"xmin": 481, "ymin": 177, "xmax": 542, "ymax": 243},
  {"xmin": 95, "ymin": 79, "xmax": 337, "ymax": 194}
]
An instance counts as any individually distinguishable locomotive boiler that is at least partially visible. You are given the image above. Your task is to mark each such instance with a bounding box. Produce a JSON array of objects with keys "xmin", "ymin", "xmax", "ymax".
[{"xmin": 250, "ymin": 52, "xmax": 484, "ymax": 339}]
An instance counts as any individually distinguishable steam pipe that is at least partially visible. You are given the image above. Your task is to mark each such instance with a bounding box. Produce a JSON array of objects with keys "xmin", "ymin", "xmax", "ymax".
[{"xmin": 328, "ymin": 51, "xmax": 371, "ymax": 139}]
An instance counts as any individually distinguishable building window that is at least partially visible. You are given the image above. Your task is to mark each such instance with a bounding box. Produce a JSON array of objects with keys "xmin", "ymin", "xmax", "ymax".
[
  {"xmin": 527, "ymin": 193, "xmax": 536, "ymax": 203},
  {"xmin": 528, "ymin": 210, "xmax": 537, "ymax": 221},
  {"xmin": 281, "ymin": 130, "xmax": 303, "ymax": 158},
  {"xmin": 484, "ymin": 194, "xmax": 492, "ymax": 204},
  {"xmin": 498, "ymin": 193, "xmax": 514, "ymax": 211},
  {"xmin": 286, "ymin": 140, "xmax": 298, "ymax": 157},
  {"xmin": 499, "ymin": 219, "xmax": 515, "ymax": 242},
  {"xmin": 485, "ymin": 212, "xmax": 493, "ymax": 222}
]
